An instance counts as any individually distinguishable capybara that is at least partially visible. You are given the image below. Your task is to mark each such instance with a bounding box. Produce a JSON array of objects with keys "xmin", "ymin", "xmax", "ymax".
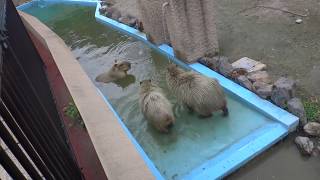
[
  {"xmin": 139, "ymin": 80, "xmax": 175, "ymax": 133},
  {"xmin": 166, "ymin": 64, "xmax": 228, "ymax": 118},
  {"xmin": 95, "ymin": 60, "xmax": 131, "ymax": 83}
]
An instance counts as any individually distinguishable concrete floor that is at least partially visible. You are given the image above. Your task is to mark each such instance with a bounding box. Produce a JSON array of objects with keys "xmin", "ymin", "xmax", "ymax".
[{"xmin": 113, "ymin": 0, "xmax": 320, "ymax": 179}]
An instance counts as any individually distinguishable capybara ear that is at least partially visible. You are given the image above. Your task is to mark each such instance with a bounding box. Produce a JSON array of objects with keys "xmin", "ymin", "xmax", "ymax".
[
  {"xmin": 140, "ymin": 81, "xmax": 143, "ymax": 85},
  {"xmin": 148, "ymin": 79, "xmax": 152, "ymax": 83},
  {"xmin": 114, "ymin": 59, "xmax": 118, "ymax": 63}
]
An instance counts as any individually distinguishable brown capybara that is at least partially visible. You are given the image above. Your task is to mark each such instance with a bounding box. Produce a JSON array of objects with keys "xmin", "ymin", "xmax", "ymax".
[
  {"xmin": 139, "ymin": 80, "xmax": 175, "ymax": 133},
  {"xmin": 166, "ymin": 64, "xmax": 228, "ymax": 118},
  {"xmin": 95, "ymin": 60, "xmax": 131, "ymax": 83}
]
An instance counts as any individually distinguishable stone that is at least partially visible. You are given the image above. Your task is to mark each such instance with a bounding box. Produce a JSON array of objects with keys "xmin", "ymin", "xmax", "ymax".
[
  {"xmin": 105, "ymin": 7, "xmax": 121, "ymax": 20},
  {"xmin": 256, "ymin": 84, "xmax": 273, "ymax": 99},
  {"xmin": 217, "ymin": 56, "xmax": 234, "ymax": 77},
  {"xmin": 294, "ymin": 136, "xmax": 314, "ymax": 155},
  {"xmin": 99, "ymin": 5, "xmax": 108, "ymax": 15},
  {"xmin": 119, "ymin": 15, "xmax": 137, "ymax": 27},
  {"xmin": 253, "ymin": 81, "xmax": 269, "ymax": 90},
  {"xmin": 197, "ymin": 56, "xmax": 234, "ymax": 77},
  {"xmin": 296, "ymin": 18, "xmax": 303, "ymax": 24},
  {"xmin": 105, "ymin": 7, "xmax": 115, "ymax": 17},
  {"xmin": 247, "ymin": 71, "xmax": 272, "ymax": 83},
  {"xmin": 197, "ymin": 56, "xmax": 220, "ymax": 71},
  {"xmin": 100, "ymin": 0, "xmax": 114, "ymax": 6},
  {"xmin": 230, "ymin": 68, "xmax": 248, "ymax": 80},
  {"xmin": 232, "ymin": 57, "xmax": 267, "ymax": 73},
  {"xmin": 288, "ymin": 98, "xmax": 307, "ymax": 126},
  {"xmin": 134, "ymin": 20, "xmax": 144, "ymax": 32},
  {"xmin": 271, "ymin": 77, "xmax": 296, "ymax": 108},
  {"xmin": 304, "ymin": 122, "xmax": 320, "ymax": 137},
  {"xmin": 111, "ymin": 9, "xmax": 121, "ymax": 20},
  {"xmin": 237, "ymin": 75, "xmax": 255, "ymax": 91}
]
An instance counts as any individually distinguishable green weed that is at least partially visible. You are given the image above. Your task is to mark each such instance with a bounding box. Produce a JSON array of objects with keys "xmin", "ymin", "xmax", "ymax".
[{"xmin": 303, "ymin": 100, "xmax": 320, "ymax": 122}]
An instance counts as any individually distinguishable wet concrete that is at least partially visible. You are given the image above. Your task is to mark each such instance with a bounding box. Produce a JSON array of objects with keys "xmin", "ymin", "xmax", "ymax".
[{"xmin": 112, "ymin": 0, "xmax": 320, "ymax": 179}]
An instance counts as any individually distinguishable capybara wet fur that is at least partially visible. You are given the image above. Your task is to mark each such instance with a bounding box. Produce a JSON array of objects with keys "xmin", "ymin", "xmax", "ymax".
[
  {"xmin": 95, "ymin": 60, "xmax": 131, "ymax": 83},
  {"xmin": 166, "ymin": 64, "xmax": 228, "ymax": 118},
  {"xmin": 139, "ymin": 80, "xmax": 175, "ymax": 133}
]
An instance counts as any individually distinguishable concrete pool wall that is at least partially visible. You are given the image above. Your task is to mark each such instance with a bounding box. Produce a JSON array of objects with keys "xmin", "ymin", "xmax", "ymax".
[
  {"xmin": 19, "ymin": 11, "xmax": 156, "ymax": 180},
  {"xmin": 17, "ymin": 1, "xmax": 299, "ymax": 179}
]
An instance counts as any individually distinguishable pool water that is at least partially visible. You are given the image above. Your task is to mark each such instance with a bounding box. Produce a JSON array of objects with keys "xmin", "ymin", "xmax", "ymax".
[{"xmin": 24, "ymin": 3, "xmax": 272, "ymax": 179}]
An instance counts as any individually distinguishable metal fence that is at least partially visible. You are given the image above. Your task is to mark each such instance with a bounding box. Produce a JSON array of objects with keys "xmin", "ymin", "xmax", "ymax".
[{"xmin": 0, "ymin": 0, "xmax": 83, "ymax": 179}]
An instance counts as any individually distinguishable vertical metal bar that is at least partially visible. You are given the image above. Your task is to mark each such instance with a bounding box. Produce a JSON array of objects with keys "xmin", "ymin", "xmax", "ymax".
[
  {"xmin": 0, "ymin": 119, "xmax": 43, "ymax": 180},
  {"xmin": 0, "ymin": 145, "xmax": 26, "ymax": 180},
  {"xmin": 0, "ymin": 100, "xmax": 55, "ymax": 180},
  {"xmin": 3, "ymin": 63, "xmax": 76, "ymax": 176},
  {"xmin": 2, "ymin": 90, "xmax": 67, "ymax": 180}
]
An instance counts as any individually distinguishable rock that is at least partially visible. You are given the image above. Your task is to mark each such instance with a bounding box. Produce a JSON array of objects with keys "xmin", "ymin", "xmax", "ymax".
[
  {"xmin": 100, "ymin": 0, "xmax": 114, "ymax": 6},
  {"xmin": 105, "ymin": 7, "xmax": 121, "ymax": 20},
  {"xmin": 99, "ymin": 5, "xmax": 108, "ymax": 14},
  {"xmin": 232, "ymin": 57, "xmax": 266, "ymax": 73},
  {"xmin": 296, "ymin": 18, "xmax": 303, "ymax": 24},
  {"xmin": 111, "ymin": 9, "xmax": 121, "ymax": 20},
  {"xmin": 198, "ymin": 56, "xmax": 219, "ymax": 71},
  {"xmin": 217, "ymin": 56, "xmax": 234, "ymax": 77},
  {"xmin": 288, "ymin": 98, "xmax": 307, "ymax": 126},
  {"xmin": 135, "ymin": 19, "xmax": 144, "ymax": 32},
  {"xmin": 247, "ymin": 71, "xmax": 272, "ymax": 83},
  {"xmin": 230, "ymin": 68, "xmax": 248, "ymax": 80},
  {"xmin": 237, "ymin": 75, "xmax": 255, "ymax": 91},
  {"xmin": 271, "ymin": 77, "xmax": 296, "ymax": 108},
  {"xmin": 311, "ymin": 146, "xmax": 320, "ymax": 156},
  {"xmin": 253, "ymin": 81, "xmax": 273, "ymax": 99},
  {"xmin": 105, "ymin": 7, "xmax": 115, "ymax": 17},
  {"xmin": 256, "ymin": 84, "xmax": 273, "ymax": 99},
  {"xmin": 295, "ymin": 136, "xmax": 314, "ymax": 155},
  {"xmin": 253, "ymin": 81, "xmax": 269, "ymax": 90},
  {"xmin": 304, "ymin": 122, "xmax": 320, "ymax": 137},
  {"xmin": 119, "ymin": 15, "xmax": 137, "ymax": 27}
]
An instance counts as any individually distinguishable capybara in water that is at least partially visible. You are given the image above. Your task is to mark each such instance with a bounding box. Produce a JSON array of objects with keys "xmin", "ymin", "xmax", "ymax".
[
  {"xmin": 166, "ymin": 64, "xmax": 228, "ymax": 118},
  {"xmin": 139, "ymin": 80, "xmax": 175, "ymax": 133},
  {"xmin": 95, "ymin": 60, "xmax": 131, "ymax": 83}
]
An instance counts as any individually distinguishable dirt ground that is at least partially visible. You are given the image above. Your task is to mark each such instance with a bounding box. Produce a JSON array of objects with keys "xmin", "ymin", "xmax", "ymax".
[{"xmin": 114, "ymin": 0, "xmax": 320, "ymax": 179}]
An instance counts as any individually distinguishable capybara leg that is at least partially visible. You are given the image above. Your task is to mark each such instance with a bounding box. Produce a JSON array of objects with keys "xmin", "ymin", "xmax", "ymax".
[
  {"xmin": 160, "ymin": 126, "xmax": 169, "ymax": 133},
  {"xmin": 222, "ymin": 106, "xmax": 229, "ymax": 117},
  {"xmin": 185, "ymin": 104, "xmax": 194, "ymax": 113},
  {"xmin": 198, "ymin": 113, "xmax": 212, "ymax": 119}
]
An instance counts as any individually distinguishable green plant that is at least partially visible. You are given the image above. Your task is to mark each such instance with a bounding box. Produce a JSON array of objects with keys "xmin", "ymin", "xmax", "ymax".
[
  {"xmin": 64, "ymin": 102, "xmax": 81, "ymax": 120},
  {"xmin": 303, "ymin": 100, "xmax": 320, "ymax": 122}
]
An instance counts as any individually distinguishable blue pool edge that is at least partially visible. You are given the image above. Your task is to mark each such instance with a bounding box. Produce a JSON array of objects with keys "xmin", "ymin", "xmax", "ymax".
[{"xmin": 17, "ymin": 1, "xmax": 299, "ymax": 179}]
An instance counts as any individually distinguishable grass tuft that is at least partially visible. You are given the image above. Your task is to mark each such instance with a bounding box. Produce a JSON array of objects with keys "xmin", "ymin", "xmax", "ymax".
[{"xmin": 303, "ymin": 100, "xmax": 320, "ymax": 122}]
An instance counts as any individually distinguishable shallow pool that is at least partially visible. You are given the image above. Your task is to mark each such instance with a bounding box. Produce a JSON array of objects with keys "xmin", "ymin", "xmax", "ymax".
[{"xmin": 24, "ymin": 3, "xmax": 283, "ymax": 179}]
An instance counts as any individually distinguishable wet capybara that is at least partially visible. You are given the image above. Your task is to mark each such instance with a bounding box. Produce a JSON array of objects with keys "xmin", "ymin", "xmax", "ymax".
[
  {"xmin": 166, "ymin": 64, "xmax": 228, "ymax": 118},
  {"xmin": 139, "ymin": 80, "xmax": 175, "ymax": 133},
  {"xmin": 95, "ymin": 60, "xmax": 131, "ymax": 83}
]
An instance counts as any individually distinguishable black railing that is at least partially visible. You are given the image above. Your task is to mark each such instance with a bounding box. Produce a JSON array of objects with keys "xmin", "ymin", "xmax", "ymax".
[{"xmin": 0, "ymin": 0, "xmax": 82, "ymax": 179}]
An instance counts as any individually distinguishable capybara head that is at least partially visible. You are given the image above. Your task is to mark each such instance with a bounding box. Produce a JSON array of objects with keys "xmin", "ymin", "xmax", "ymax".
[
  {"xmin": 139, "ymin": 79, "xmax": 153, "ymax": 93},
  {"xmin": 140, "ymin": 79, "xmax": 152, "ymax": 87},
  {"xmin": 112, "ymin": 60, "xmax": 131, "ymax": 73}
]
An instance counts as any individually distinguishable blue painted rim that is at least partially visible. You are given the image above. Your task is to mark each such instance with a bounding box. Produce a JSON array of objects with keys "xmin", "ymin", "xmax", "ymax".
[{"xmin": 18, "ymin": 1, "xmax": 299, "ymax": 179}]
